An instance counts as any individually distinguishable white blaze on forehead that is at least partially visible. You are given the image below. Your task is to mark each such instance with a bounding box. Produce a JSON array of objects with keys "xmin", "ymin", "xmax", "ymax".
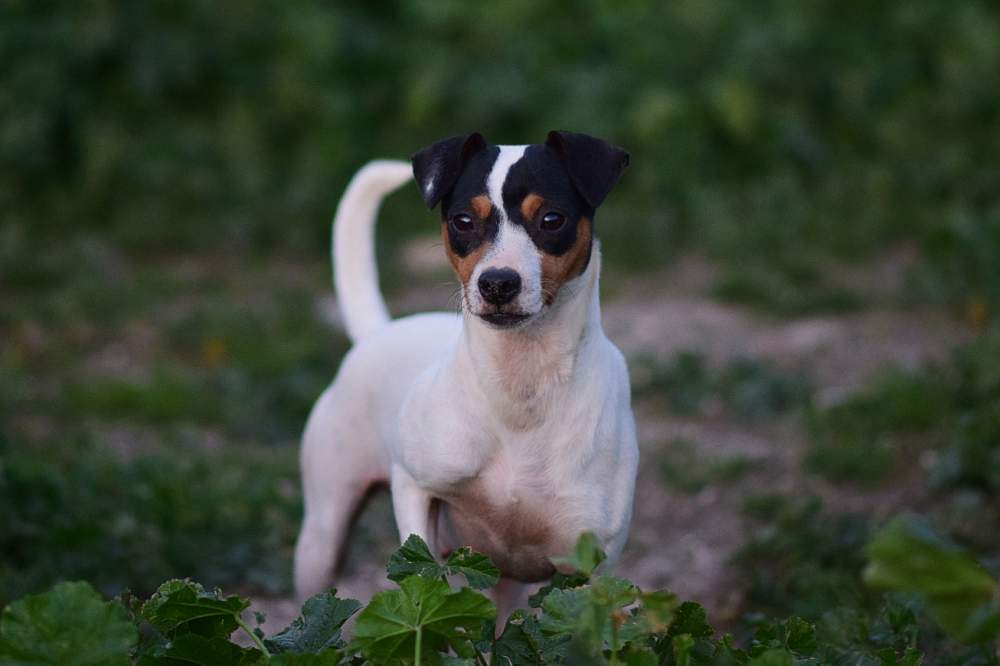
[
  {"xmin": 486, "ymin": 145, "xmax": 527, "ymax": 221},
  {"xmin": 472, "ymin": 145, "xmax": 542, "ymax": 314}
]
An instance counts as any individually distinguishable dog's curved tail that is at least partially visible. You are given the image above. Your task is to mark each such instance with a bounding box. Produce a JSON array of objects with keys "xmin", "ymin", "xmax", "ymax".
[{"xmin": 332, "ymin": 160, "xmax": 413, "ymax": 343}]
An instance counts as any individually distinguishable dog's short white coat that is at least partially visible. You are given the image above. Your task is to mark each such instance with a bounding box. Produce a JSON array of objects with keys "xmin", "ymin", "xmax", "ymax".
[{"xmin": 294, "ymin": 155, "xmax": 639, "ymax": 608}]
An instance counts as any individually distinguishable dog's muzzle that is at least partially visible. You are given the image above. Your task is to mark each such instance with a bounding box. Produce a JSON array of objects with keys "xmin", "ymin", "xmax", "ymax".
[
  {"xmin": 476, "ymin": 268, "xmax": 532, "ymax": 327},
  {"xmin": 478, "ymin": 268, "xmax": 521, "ymax": 306}
]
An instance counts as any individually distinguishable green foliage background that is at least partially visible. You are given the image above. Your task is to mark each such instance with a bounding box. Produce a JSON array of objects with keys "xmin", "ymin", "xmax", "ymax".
[{"xmin": 3, "ymin": 0, "xmax": 999, "ymax": 298}]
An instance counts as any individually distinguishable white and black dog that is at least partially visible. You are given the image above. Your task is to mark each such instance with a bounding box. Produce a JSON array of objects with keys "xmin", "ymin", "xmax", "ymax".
[{"xmin": 294, "ymin": 131, "xmax": 638, "ymax": 610}]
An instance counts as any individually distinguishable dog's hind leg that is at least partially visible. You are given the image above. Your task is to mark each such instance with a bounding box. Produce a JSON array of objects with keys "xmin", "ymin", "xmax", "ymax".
[{"xmin": 294, "ymin": 384, "xmax": 384, "ymax": 600}]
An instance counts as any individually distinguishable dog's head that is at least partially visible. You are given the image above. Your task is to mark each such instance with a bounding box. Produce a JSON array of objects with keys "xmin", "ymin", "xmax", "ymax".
[{"xmin": 412, "ymin": 131, "xmax": 629, "ymax": 329}]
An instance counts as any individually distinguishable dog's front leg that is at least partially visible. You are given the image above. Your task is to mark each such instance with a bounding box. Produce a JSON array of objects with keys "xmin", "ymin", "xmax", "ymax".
[
  {"xmin": 492, "ymin": 578, "xmax": 529, "ymax": 629},
  {"xmin": 390, "ymin": 464, "xmax": 435, "ymax": 547}
]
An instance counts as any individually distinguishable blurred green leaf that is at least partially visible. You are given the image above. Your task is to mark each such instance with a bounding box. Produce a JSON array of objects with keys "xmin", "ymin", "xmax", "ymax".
[
  {"xmin": 864, "ymin": 514, "xmax": 999, "ymax": 643},
  {"xmin": 386, "ymin": 534, "xmax": 500, "ymax": 590},
  {"xmin": 265, "ymin": 589, "xmax": 360, "ymax": 654},
  {"xmin": 551, "ymin": 531, "xmax": 608, "ymax": 576},
  {"xmin": 141, "ymin": 579, "xmax": 248, "ymax": 638},
  {"xmin": 350, "ymin": 575, "xmax": 494, "ymax": 662},
  {"xmin": 0, "ymin": 581, "xmax": 136, "ymax": 665},
  {"xmin": 153, "ymin": 632, "xmax": 261, "ymax": 665}
]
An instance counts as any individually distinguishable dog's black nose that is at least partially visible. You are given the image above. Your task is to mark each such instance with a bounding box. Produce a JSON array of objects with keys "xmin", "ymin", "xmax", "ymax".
[{"xmin": 478, "ymin": 268, "xmax": 522, "ymax": 305}]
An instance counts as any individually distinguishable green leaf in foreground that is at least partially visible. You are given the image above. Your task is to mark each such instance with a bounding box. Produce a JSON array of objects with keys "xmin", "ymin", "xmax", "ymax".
[
  {"xmin": 154, "ymin": 632, "xmax": 261, "ymax": 665},
  {"xmin": 141, "ymin": 579, "xmax": 251, "ymax": 638},
  {"xmin": 387, "ymin": 534, "xmax": 500, "ymax": 589},
  {"xmin": 350, "ymin": 575, "xmax": 495, "ymax": 662},
  {"xmin": 443, "ymin": 547, "xmax": 501, "ymax": 590},
  {"xmin": 492, "ymin": 610, "xmax": 553, "ymax": 665},
  {"xmin": 529, "ymin": 532, "xmax": 608, "ymax": 609},
  {"xmin": 265, "ymin": 589, "xmax": 360, "ymax": 654},
  {"xmin": 864, "ymin": 514, "xmax": 1000, "ymax": 643},
  {"xmin": 538, "ymin": 576, "xmax": 641, "ymax": 659},
  {"xmin": 268, "ymin": 652, "xmax": 345, "ymax": 665},
  {"xmin": 0, "ymin": 581, "xmax": 136, "ymax": 666},
  {"xmin": 387, "ymin": 535, "xmax": 442, "ymax": 582},
  {"xmin": 550, "ymin": 531, "xmax": 607, "ymax": 576},
  {"xmin": 749, "ymin": 616, "xmax": 816, "ymax": 657}
]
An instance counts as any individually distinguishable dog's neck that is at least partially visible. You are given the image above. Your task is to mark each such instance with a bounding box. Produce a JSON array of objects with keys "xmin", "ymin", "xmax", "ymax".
[{"xmin": 459, "ymin": 246, "xmax": 603, "ymax": 429}]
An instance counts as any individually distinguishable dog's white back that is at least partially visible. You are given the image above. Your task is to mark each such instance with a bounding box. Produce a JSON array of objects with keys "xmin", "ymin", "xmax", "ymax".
[{"xmin": 294, "ymin": 132, "xmax": 638, "ymax": 610}]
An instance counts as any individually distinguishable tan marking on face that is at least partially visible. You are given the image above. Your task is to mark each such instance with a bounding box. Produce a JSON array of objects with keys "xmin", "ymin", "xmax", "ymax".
[
  {"xmin": 540, "ymin": 217, "xmax": 592, "ymax": 305},
  {"xmin": 520, "ymin": 193, "xmax": 544, "ymax": 220},
  {"xmin": 470, "ymin": 194, "xmax": 492, "ymax": 220},
  {"xmin": 441, "ymin": 224, "xmax": 489, "ymax": 288}
]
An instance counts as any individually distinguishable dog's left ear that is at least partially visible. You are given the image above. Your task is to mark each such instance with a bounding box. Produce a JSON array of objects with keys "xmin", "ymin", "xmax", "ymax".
[
  {"xmin": 545, "ymin": 130, "xmax": 629, "ymax": 208},
  {"xmin": 411, "ymin": 132, "xmax": 487, "ymax": 209}
]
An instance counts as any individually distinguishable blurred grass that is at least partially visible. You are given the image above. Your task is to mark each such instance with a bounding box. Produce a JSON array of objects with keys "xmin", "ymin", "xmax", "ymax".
[
  {"xmin": 805, "ymin": 327, "xmax": 1000, "ymax": 487},
  {"xmin": 804, "ymin": 369, "xmax": 952, "ymax": 484},
  {"xmin": 2, "ymin": 1, "xmax": 999, "ymax": 310},
  {"xmin": 0, "ymin": 436, "xmax": 299, "ymax": 607},
  {"xmin": 659, "ymin": 439, "xmax": 757, "ymax": 495},
  {"xmin": 711, "ymin": 265, "xmax": 865, "ymax": 316},
  {"xmin": 737, "ymin": 495, "xmax": 872, "ymax": 621},
  {"xmin": 632, "ymin": 351, "xmax": 813, "ymax": 419}
]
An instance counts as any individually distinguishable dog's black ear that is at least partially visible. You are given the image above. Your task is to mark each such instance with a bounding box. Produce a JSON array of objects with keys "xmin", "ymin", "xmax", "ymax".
[
  {"xmin": 411, "ymin": 132, "xmax": 487, "ymax": 209},
  {"xmin": 545, "ymin": 130, "xmax": 629, "ymax": 208}
]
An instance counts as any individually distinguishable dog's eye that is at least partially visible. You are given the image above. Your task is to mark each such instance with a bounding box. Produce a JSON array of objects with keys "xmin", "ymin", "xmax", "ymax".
[
  {"xmin": 541, "ymin": 211, "xmax": 565, "ymax": 231},
  {"xmin": 450, "ymin": 214, "xmax": 474, "ymax": 232}
]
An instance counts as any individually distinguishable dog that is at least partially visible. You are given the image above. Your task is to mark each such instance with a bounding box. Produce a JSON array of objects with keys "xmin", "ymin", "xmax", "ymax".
[{"xmin": 293, "ymin": 131, "xmax": 638, "ymax": 612}]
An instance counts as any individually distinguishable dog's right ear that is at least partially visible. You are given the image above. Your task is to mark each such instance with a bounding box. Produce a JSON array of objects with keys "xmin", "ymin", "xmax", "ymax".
[{"xmin": 411, "ymin": 132, "xmax": 487, "ymax": 209}]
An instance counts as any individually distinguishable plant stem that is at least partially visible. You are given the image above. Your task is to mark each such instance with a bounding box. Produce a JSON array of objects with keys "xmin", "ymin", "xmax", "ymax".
[
  {"xmin": 235, "ymin": 614, "xmax": 271, "ymax": 659},
  {"xmin": 414, "ymin": 625, "xmax": 422, "ymax": 666}
]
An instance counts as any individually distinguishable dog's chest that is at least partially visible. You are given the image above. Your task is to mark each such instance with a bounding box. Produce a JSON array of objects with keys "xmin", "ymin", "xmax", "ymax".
[{"xmin": 437, "ymin": 452, "xmax": 577, "ymax": 582}]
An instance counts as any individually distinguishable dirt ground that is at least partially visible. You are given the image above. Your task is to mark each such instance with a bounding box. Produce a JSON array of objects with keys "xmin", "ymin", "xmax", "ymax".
[{"xmin": 248, "ymin": 241, "xmax": 973, "ymax": 634}]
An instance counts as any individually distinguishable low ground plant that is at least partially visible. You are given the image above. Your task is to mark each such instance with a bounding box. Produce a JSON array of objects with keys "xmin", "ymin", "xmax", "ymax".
[{"xmin": 2, "ymin": 524, "xmax": 998, "ymax": 665}]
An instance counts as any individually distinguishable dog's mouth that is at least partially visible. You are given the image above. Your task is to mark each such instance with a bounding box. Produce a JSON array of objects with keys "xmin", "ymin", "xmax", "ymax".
[{"xmin": 478, "ymin": 311, "xmax": 533, "ymax": 328}]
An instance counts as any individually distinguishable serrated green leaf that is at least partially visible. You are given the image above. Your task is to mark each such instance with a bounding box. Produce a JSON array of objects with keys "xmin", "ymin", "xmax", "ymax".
[
  {"xmin": 142, "ymin": 579, "xmax": 250, "ymax": 639},
  {"xmin": 387, "ymin": 535, "xmax": 501, "ymax": 590},
  {"xmin": 494, "ymin": 609, "xmax": 571, "ymax": 664},
  {"xmin": 673, "ymin": 633, "xmax": 697, "ymax": 666},
  {"xmin": 493, "ymin": 610, "xmax": 545, "ymax": 665},
  {"xmin": 873, "ymin": 645, "xmax": 924, "ymax": 666},
  {"xmin": 539, "ymin": 587, "xmax": 590, "ymax": 638},
  {"xmin": 669, "ymin": 602, "xmax": 714, "ymax": 639},
  {"xmin": 748, "ymin": 648, "xmax": 795, "ymax": 666},
  {"xmin": 752, "ymin": 616, "xmax": 816, "ymax": 658},
  {"xmin": 0, "ymin": 581, "xmax": 137, "ymax": 666},
  {"xmin": 528, "ymin": 571, "xmax": 589, "ymax": 609},
  {"xmin": 350, "ymin": 575, "xmax": 494, "ymax": 662},
  {"xmin": 537, "ymin": 575, "xmax": 640, "ymax": 658},
  {"xmin": 156, "ymin": 633, "xmax": 262, "ymax": 665},
  {"xmin": 619, "ymin": 643, "xmax": 659, "ymax": 665},
  {"xmin": 268, "ymin": 652, "xmax": 345, "ymax": 665},
  {"xmin": 550, "ymin": 532, "xmax": 607, "ymax": 576},
  {"xmin": 714, "ymin": 634, "xmax": 749, "ymax": 665},
  {"xmin": 636, "ymin": 590, "xmax": 679, "ymax": 634},
  {"xmin": 783, "ymin": 617, "xmax": 817, "ymax": 656},
  {"xmin": 443, "ymin": 547, "xmax": 501, "ymax": 590},
  {"xmin": 864, "ymin": 515, "xmax": 999, "ymax": 642},
  {"xmin": 265, "ymin": 590, "xmax": 360, "ymax": 654},
  {"xmin": 387, "ymin": 534, "xmax": 442, "ymax": 583}
]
